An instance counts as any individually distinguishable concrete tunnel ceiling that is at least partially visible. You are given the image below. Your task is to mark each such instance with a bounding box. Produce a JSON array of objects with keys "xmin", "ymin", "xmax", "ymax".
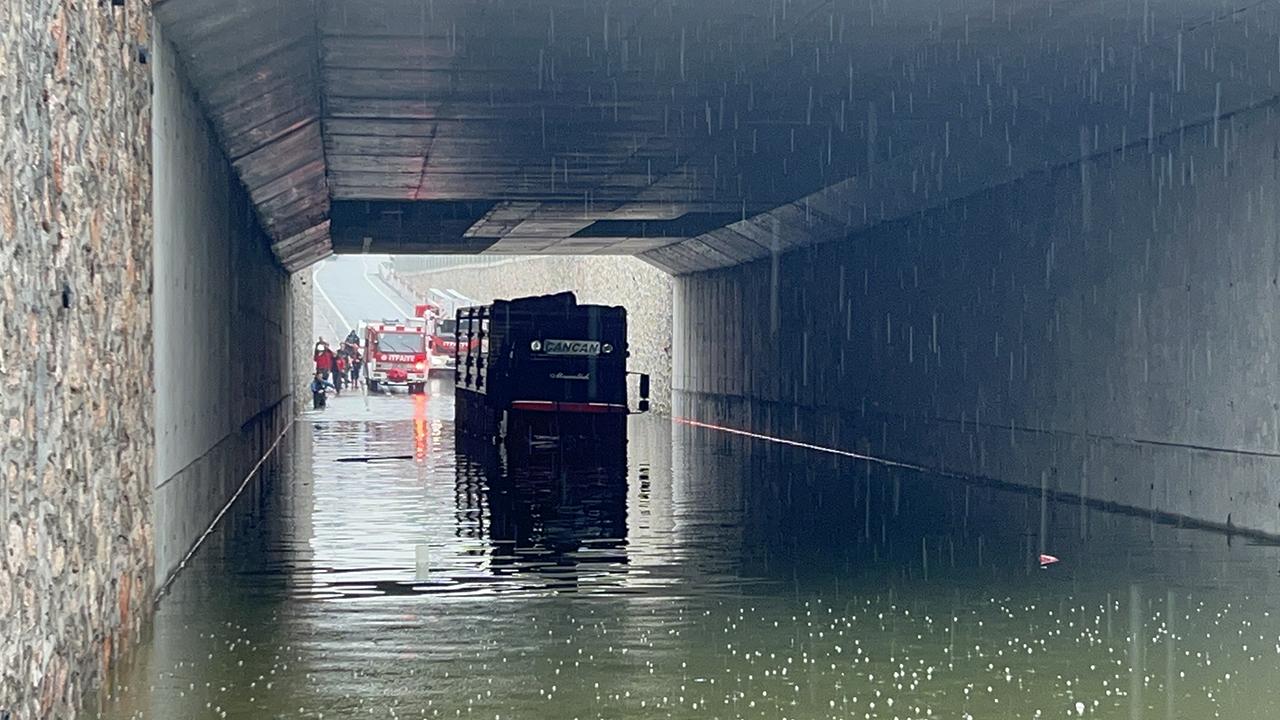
[{"xmin": 154, "ymin": 0, "xmax": 1280, "ymax": 274}]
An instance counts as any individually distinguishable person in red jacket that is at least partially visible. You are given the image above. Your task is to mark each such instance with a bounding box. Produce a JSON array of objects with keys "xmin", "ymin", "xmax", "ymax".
[
  {"xmin": 334, "ymin": 352, "xmax": 348, "ymax": 393},
  {"xmin": 349, "ymin": 347, "xmax": 363, "ymax": 388},
  {"xmin": 314, "ymin": 339, "xmax": 335, "ymax": 384}
]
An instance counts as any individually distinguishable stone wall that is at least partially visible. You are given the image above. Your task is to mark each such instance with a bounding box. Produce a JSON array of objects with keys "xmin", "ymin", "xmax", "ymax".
[
  {"xmin": 676, "ymin": 100, "xmax": 1280, "ymax": 536},
  {"xmin": 0, "ymin": 1, "xmax": 154, "ymax": 717},
  {"xmin": 393, "ymin": 256, "xmax": 673, "ymax": 415},
  {"xmin": 292, "ymin": 271, "xmax": 317, "ymax": 406}
]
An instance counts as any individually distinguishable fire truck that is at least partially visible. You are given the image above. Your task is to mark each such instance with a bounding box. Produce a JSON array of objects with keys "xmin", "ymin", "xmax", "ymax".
[
  {"xmin": 361, "ymin": 318, "xmax": 430, "ymax": 394},
  {"xmin": 417, "ymin": 293, "xmax": 479, "ymax": 375},
  {"xmin": 429, "ymin": 315, "xmax": 459, "ymax": 374},
  {"xmin": 454, "ymin": 292, "xmax": 649, "ymax": 455}
]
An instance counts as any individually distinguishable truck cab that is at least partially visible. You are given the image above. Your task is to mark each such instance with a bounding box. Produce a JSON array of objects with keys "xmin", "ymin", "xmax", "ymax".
[{"xmin": 429, "ymin": 316, "xmax": 459, "ymax": 372}]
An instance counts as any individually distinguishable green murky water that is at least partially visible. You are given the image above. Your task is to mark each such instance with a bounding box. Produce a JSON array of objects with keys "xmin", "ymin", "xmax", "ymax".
[{"xmin": 89, "ymin": 384, "xmax": 1280, "ymax": 719}]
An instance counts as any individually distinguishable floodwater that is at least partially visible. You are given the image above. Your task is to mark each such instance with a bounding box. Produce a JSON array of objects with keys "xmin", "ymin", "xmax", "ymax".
[{"xmin": 90, "ymin": 381, "xmax": 1280, "ymax": 719}]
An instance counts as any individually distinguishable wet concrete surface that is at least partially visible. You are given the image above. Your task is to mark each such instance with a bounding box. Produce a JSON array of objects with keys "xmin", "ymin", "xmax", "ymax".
[{"xmin": 89, "ymin": 382, "xmax": 1280, "ymax": 719}]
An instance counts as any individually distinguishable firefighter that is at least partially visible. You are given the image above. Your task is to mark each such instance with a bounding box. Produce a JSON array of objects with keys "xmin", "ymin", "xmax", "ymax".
[
  {"xmin": 334, "ymin": 351, "xmax": 348, "ymax": 392},
  {"xmin": 341, "ymin": 331, "xmax": 361, "ymax": 380},
  {"xmin": 349, "ymin": 347, "xmax": 363, "ymax": 388},
  {"xmin": 310, "ymin": 372, "xmax": 334, "ymax": 410}
]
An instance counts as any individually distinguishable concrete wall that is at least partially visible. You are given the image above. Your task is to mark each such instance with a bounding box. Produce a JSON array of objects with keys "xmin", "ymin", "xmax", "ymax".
[
  {"xmin": 677, "ymin": 101, "xmax": 1280, "ymax": 536},
  {"xmin": 0, "ymin": 2, "xmax": 154, "ymax": 717},
  {"xmin": 393, "ymin": 256, "xmax": 674, "ymax": 416},
  {"xmin": 152, "ymin": 26, "xmax": 295, "ymax": 586}
]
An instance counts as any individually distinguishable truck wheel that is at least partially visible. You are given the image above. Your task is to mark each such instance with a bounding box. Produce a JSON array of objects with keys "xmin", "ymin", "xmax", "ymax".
[
  {"xmin": 368, "ymin": 380, "xmax": 381, "ymax": 394},
  {"xmin": 409, "ymin": 383, "xmax": 424, "ymax": 395}
]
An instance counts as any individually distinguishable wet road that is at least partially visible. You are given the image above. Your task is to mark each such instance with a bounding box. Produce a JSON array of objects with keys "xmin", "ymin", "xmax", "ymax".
[
  {"xmin": 87, "ymin": 381, "xmax": 1280, "ymax": 720},
  {"xmin": 313, "ymin": 256, "xmax": 413, "ymax": 340}
]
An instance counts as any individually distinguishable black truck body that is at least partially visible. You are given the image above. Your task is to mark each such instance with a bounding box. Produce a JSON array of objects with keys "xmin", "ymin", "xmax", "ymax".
[{"xmin": 454, "ymin": 292, "xmax": 647, "ymax": 454}]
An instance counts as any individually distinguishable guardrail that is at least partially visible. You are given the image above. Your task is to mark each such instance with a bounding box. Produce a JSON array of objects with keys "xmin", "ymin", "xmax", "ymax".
[
  {"xmin": 376, "ymin": 262, "xmax": 424, "ymax": 308},
  {"xmin": 392, "ymin": 255, "xmax": 529, "ymax": 273}
]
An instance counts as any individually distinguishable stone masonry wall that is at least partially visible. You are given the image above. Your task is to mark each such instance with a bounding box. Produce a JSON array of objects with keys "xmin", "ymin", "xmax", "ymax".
[
  {"xmin": 292, "ymin": 270, "xmax": 316, "ymax": 409},
  {"xmin": 0, "ymin": 1, "xmax": 154, "ymax": 718},
  {"xmin": 392, "ymin": 256, "xmax": 673, "ymax": 416}
]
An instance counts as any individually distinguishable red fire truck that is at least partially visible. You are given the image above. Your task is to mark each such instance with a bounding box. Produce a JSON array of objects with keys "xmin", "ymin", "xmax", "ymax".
[
  {"xmin": 416, "ymin": 300, "xmax": 477, "ymax": 375},
  {"xmin": 361, "ymin": 319, "xmax": 430, "ymax": 394}
]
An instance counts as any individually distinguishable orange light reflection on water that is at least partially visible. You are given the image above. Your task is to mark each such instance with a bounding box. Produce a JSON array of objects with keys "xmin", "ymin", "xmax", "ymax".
[{"xmin": 412, "ymin": 393, "xmax": 430, "ymax": 461}]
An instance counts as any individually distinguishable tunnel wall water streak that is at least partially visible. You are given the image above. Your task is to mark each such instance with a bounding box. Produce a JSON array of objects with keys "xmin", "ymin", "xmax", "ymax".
[
  {"xmin": 676, "ymin": 102, "xmax": 1280, "ymax": 535},
  {"xmin": 152, "ymin": 27, "xmax": 295, "ymax": 586}
]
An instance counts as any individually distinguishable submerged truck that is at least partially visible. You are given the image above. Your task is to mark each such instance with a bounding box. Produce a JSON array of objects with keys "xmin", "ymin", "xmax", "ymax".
[{"xmin": 454, "ymin": 292, "xmax": 649, "ymax": 453}]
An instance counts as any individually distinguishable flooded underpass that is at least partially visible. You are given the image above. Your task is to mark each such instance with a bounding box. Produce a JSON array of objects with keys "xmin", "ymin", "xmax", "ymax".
[{"xmin": 89, "ymin": 382, "xmax": 1280, "ymax": 720}]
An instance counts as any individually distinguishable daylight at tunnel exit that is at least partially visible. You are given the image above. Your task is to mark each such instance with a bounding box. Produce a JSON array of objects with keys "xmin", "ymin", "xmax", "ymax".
[{"xmin": 5, "ymin": 1, "xmax": 1280, "ymax": 718}]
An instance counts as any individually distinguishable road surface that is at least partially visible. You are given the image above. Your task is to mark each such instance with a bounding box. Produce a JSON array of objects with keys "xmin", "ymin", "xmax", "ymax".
[{"xmin": 312, "ymin": 255, "xmax": 414, "ymax": 342}]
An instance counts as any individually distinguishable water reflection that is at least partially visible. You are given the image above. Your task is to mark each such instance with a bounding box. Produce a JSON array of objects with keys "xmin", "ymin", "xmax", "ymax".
[
  {"xmin": 456, "ymin": 439, "xmax": 629, "ymax": 589},
  {"xmin": 87, "ymin": 390, "xmax": 1280, "ymax": 720}
]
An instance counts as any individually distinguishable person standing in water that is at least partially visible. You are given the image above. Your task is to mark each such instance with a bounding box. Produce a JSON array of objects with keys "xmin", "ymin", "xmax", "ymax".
[{"xmin": 310, "ymin": 372, "xmax": 334, "ymax": 409}]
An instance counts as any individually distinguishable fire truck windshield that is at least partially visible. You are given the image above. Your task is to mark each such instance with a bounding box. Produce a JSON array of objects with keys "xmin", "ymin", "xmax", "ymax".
[
  {"xmin": 436, "ymin": 319, "xmax": 457, "ymax": 338},
  {"xmin": 375, "ymin": 332, "xmax": 423, "ymax": 354}
]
